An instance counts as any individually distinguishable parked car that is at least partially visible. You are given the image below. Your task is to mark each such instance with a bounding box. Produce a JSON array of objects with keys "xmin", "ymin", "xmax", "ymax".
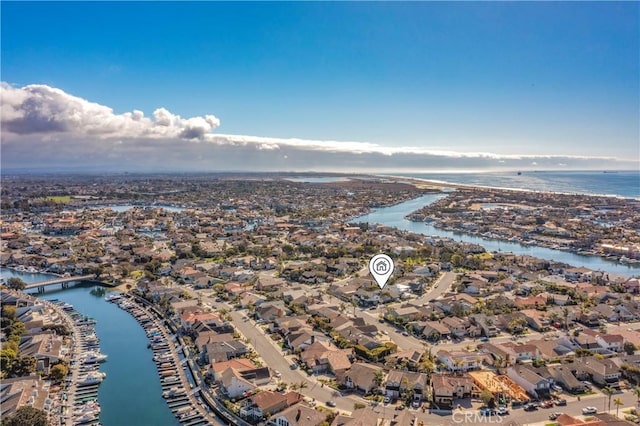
[
  {"xmin": 480, "ymin": 408, "xmax": 494, "ymax": 416},
  {"xmin": 290, "ymin": 363, "xmax": 298, "ymax": 370},
  {"xmin": 496, "ymin": 407, "xmax": 509, "ymax": 416},
  {"xmin": 383, "ymin": 396, "xmax": 391, "ymax": 404},
  {"xmin": 524, "ymin": 403, "xmax": 538, "ymax": 411},
  {"xmin": 554, "ymin": 398, "xmax": 567, "ymax": 406},
  {"xmin": 541, "ymin": 400, "xmax": 554, "ymax": 409},
  {"xmin": 274, "ymin": 370, "xmax": 281, "ymax": 378},
  {"xmin": 549, "ymin": 412, "xmax": 563, "ymax": 420},
  {"xmin": 326, "ymin": 401, "xmax": 336, "ymax": 407},
  {"xmin": 402, "ymin": 331, "xmax": 409, "ymax": 336},
  {"xmin": 412, "ymin": 400, "xmax": 421, "ymax": 409},
  {"xmin": 480, "ymin": 336, "xmax": 489, "ymax": 342},
  {"xmin": 582, "ymin": 407, "xmax": 597, "ymax": 415}
]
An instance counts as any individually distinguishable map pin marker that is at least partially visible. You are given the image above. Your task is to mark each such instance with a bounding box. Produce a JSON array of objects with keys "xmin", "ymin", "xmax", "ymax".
[{"xmin": 369, "ymin": 254, "xmax": 394, "ymax": 289}]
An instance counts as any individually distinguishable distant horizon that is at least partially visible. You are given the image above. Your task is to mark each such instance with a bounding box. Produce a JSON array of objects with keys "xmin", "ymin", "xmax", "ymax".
[{"xmin": 2, "ymin": 2, "xmax": 638, "ymax": 172}]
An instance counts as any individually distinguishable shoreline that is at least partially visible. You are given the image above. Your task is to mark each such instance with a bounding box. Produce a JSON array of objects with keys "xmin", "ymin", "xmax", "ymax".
[{"xmin": 376, "ymin": 173, "xmax": 640, "ymax": 201}]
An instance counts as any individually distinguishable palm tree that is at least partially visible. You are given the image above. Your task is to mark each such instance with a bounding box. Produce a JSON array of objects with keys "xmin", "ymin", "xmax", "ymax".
[
  {"xmin": 373, "ymin": 369, "xmax": 385, "ymax": 394},
  {"xmin": 613, "ymin": 397, "xmax": 623, "ymax": 418},
  {"xmin": 603, "ymin": 386, "xmax": 615, "ymax": 412},
  {"xmin": 562, "ymin": 307, "xmax": 569, "ymax": 332}
]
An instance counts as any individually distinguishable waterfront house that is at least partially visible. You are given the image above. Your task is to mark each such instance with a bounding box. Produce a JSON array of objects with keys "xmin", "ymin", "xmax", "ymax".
[
  {"xmin": 210, "ymin": 358, "xmax": 257, "ymax": 381},
  {"xmin": 219, "ymin": 367, "xmax": 256, "ymax": 399},
  {"xmin": 201, "ymin": 340, "xmax": 248, "ymax": 363},
  {"xmin": 0, "ymin": 374, "xmax": 51, "ymax": 417}
]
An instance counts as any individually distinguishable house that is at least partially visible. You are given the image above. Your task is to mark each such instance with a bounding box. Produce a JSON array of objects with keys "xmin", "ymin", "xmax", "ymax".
[
  {"xmin": 300, "ymin": 341, "xmax": 352, "ymax": 375},
  {"xmin": 595, "ymin": 334, "xmax": 624, "ymax": 352},
  {"xmin": 574, "ymin": 357, "xmax": 621, "ymax": 388},
  {"xmin": 623, "ymin": 278, "xmax": 640, "ymax": 294},
  {"xmin": 330, "ymin": 407, "xmax": 383, "ymax": 426},
  {"xmin": 201, "ymin": 340, "xmax": 248, "ymax": 363},
  {"xmin": 507, "ymin": 366, "xmax": 552, "ymax": 399},
  {"xmin": 441, "ymin": 317, "xmax": 468, "ymax": 338},
  {"xmin": 210, "ymin": 358, "xmax": 257, "ymax": 381},
  {"xmin": 468, "ymin": 314, "xmax": 499, "ymax": 337},
  {"xmin": 256, "ymin": 301, "xmax": 288, "ymax": 321},
  {"xmin": 430, "ymin": 374, "xmax": 474, "ymax": 409},
  {"xmin": 415, "ymin": 321, "xmax": 450, "ymax": 341},
  {"xmin": 384, "ymin": 370, "xmax": 429, "ymax": 401},
  {"xmin": 219, "ymin": 367, "xmax": 256, "ymax": 399},
  {"xmin": 17, "ymin": 333, "xmax": 63, "ymax": 373},
  {"xmin": 268, "ymin": 403, "xmax": 326, "ymax": 426},
  {"xmin": 520, "ymin": 309, "xmax": 550, "ymax": 332},
  {"xmin": 544, "ymin": 365, "xmax": 586, "ymax": 394},
  {"xmin": 388, "ymin": 306, "xmax": 421, "ymax": 322},
  {"xmin": 479, "ymin": 343, "xmax": 514, "ymax": 367},
  {"xmin": 436, "ymin": 350, "xmax": 484, "ymax": 372},
  {"xmin": 500, "ymin": 342, "xmax": 541, "ymax": 362},
  {"xmin": 240, "ymin": 391, "xmax": 302, "ymax": 420},
  {"xmin": 0, "ymin": 374, "xmax": 51, "ymax": 417},
  {"xmin": 336, "ymin": 363, "xmax": 383, "ymax": 395},
  {"xmin": 256, "ymin": 275, "xmax": 287, "ymax": 292}
]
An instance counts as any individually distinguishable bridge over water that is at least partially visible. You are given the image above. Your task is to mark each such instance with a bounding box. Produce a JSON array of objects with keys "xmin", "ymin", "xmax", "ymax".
[{"xmin": 24, "ymin": 274, "xmax": 97, "ymax": 292}]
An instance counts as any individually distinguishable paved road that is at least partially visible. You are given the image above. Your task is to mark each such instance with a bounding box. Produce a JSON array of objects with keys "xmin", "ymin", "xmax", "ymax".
[
  {"xmin": 213, "ymin": 300, "xmax": 363, "ymax": 414},
  {"xmin": 413, "ymin": 271, "xmax": 458, "ymax": 304},
  {"xmin": 369, "ymin": 387, "xmax": 638, "ymax": 426}
]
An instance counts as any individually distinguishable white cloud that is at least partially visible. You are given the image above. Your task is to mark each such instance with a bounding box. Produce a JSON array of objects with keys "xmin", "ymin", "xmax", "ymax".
[
  {"xmin": 1, "ymin": 83, "xmax": 220, "ymax": 140},
  {"xmin": 1, "ymin": 82, "xmax": 636, "ymax": 172}
]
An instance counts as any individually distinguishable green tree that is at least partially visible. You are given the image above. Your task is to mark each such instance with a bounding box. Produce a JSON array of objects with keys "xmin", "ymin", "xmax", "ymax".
[
  {"xmin": 373, "ymin": 369, "xmax": 385, "ymax": 393},
  {"xmin": 1, "ymin": 305, "xmax": 17, "ymax": 322},
  {"xmin": 50, "ymin": 363, "xmax": 68, "ymax": 382},
  {"xmin": 1, "ymin": 406, "xmax": 49, "ymax": 426},
  {"xmin": 6, "ymin": 278, "xmax": 26, "ymax": 291},
  {"xmin": 9, "ymin": 356, "xmax": 37, "ymax": 377},
  {"xmin": 624, "ymin": 341, "xmax": 637, "ymax": 355},
  {"xmin": 480, "ymin": 389, "xmax": 495, "ymax": 408}
]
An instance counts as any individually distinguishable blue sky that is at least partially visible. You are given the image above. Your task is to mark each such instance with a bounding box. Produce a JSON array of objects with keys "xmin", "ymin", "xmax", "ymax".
[{"xmin": 1, "ymin": 1, "xmax": 638, "ymax": 172}]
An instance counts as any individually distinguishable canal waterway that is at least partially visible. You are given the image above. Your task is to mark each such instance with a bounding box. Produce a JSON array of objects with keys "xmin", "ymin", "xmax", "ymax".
[
  {"xmin": 0, "ymin": 268, "xmax": 179, "ymax": 426},
  {"xmin": 352, "ymin": 193, "xmax": 640, "ymax": 276}
]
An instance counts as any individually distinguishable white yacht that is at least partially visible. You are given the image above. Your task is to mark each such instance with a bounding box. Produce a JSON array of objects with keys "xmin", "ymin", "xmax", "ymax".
[
  {"xmin": 82, "ymin": 351, "xmax": 108, "ymax": 363},
  {"xmin": 78, "ymin": 371, "xmax": 106, "ymax": 386}
]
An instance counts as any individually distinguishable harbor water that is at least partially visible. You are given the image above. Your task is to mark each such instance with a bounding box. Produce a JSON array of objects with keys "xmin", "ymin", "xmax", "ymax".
[
  {"xmin": 0, "ymin": 269, "xmax": 179, "ymax": 426},
  {"xmin": 353, "ymin": 193, "xmax": 640, "ymax": 276}
]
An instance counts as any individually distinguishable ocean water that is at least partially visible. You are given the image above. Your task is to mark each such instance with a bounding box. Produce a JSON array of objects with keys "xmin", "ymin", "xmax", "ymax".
[{"xmin": 394, "ymin": 170, "xmax": 640, "ymax": 199}]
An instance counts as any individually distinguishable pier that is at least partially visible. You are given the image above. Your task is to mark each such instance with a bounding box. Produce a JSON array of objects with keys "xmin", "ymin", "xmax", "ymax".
[{"xmin": 25, "ymin": 275, "xmax": 97, "ymax": 292}]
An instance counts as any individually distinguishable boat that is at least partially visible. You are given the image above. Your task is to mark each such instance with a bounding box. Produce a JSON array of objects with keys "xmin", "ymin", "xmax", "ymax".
[
  {"xmin": 75, "ymin": 412, "xmax": 98, "ymax": 424},
  {"xmin": 162, "ymin": 387, "xmax": 184, "ymax": 398},
  {"xmin": 78, "ymin": 372, "xmax": 106, "ymax": 386},
  {"xmin": 74, "ymin": 401, "xmax": 101, "ymax": 416},
  {"xmin": 82, "ymin": 351, "xmax": 108, "ymax": 363},
  {"xmin": 105, "ymin": 293, "xmax": 123, "ymax": 302}
]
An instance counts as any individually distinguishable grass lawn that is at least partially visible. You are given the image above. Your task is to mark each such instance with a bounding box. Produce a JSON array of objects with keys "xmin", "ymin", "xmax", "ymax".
[{"xmin": 45, "ymin": 196, "xmax": 72, "ymax": 203}]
